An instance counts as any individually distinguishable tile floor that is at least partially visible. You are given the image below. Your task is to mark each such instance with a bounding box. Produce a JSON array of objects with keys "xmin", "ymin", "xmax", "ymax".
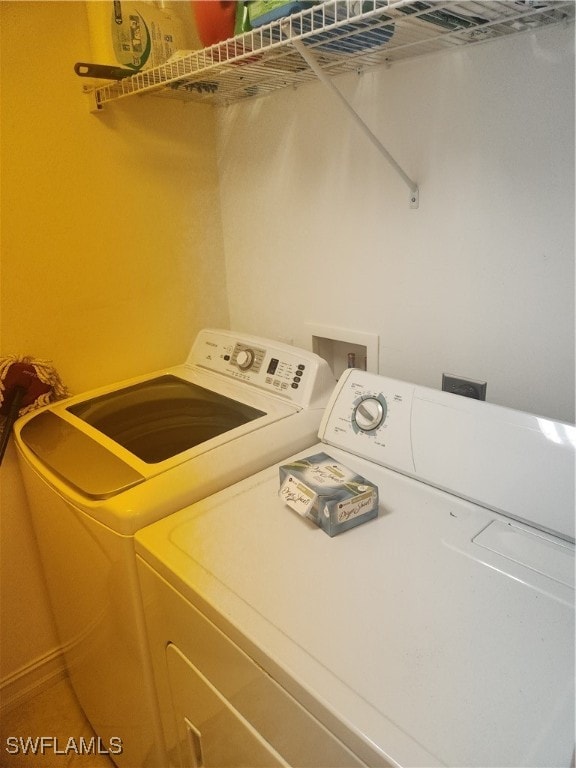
[{"xmin": 0, "ymin": 677, "xmax": 115, "ymax": 767}]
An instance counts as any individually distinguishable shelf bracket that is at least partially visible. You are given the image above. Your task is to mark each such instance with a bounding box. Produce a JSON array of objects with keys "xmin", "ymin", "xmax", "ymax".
[
  {"xmin": 83, "ymin": 85, "xmax": 102, "ymax": 113},
  {"xmin": 291, "ymin": 38, "xmax": 419, "ymax": 209}
]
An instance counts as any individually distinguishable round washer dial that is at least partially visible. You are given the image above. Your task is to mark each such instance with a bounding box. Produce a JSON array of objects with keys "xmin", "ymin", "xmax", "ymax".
[
  {"xmin": 353, "ymin": 395, "xmax": 387, "ymax": 432},
  {"xmin": 236, "ymin": 349, "xmax": 255, "ymax": 370}
]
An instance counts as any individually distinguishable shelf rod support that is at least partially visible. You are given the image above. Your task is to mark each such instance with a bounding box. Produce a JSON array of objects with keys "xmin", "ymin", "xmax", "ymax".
[{"xmin": 291, "ymin": 38, "xmax": 419, "ymax": 208}]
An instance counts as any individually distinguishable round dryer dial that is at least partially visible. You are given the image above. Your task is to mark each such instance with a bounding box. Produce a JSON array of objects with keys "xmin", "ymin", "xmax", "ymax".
[
  {"xmin": 236, "ymin": 349, "xmax": 255, "ymax": 370},
  {"xmin": 353, "ymin": 395, "xmax": 387, "ymax": 432}
]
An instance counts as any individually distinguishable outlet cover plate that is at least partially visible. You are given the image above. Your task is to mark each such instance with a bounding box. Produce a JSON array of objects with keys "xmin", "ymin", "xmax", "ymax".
[{"xmin": 442, "ymin": 374, "xmax": 487, "ymax": 401}]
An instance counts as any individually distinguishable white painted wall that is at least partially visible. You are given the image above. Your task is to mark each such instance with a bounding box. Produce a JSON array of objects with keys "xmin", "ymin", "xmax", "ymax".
[{"xmin": 216, "ymin": 22, "xmax": 575, "ymax": 423}]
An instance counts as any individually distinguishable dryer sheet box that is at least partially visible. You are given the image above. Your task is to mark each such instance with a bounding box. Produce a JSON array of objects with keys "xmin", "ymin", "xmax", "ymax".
[{"xmin": 279, "ymin": 452, "xmax": 378, "ymax": 536}]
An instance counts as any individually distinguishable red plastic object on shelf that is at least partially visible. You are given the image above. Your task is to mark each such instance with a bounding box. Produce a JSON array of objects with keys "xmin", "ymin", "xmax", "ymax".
[{"xmin": 192, "ymin": 2, "xmax": 236, "ymax": 46}]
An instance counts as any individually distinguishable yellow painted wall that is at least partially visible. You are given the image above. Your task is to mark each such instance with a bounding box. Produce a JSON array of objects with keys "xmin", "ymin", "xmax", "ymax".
[{"xmin": 0, "ymin": 0, "xmax": 229, "ymax": 692}]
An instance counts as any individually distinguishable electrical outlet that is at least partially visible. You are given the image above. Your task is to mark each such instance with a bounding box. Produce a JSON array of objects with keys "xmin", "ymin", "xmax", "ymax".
[{"xmin": 442, "ymin": 374, "xmax": 487, "ymax": 401}]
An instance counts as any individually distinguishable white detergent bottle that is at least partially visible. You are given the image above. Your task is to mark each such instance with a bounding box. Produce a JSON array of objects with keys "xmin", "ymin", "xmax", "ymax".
[{"xmin": 85, "ymin": 1, "xmax": 190, "ymax": 71}]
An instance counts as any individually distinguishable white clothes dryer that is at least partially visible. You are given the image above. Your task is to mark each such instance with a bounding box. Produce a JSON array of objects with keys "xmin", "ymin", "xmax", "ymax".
[
  {"xmin": 14, "ymin": 329, "xmax": 335, "ymax": 768},
  {"xmin": 135, "ymin": 369, "xmax": 575, "ymax": 768}
]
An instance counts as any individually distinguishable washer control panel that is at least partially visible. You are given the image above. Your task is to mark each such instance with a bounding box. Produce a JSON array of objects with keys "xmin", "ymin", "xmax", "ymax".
[
  {"xmin": 320, "ymin": 369, "xmax": 416, "ymax": 474},
  {"xmin": 188, "ymin": 330, "xmax": 334, "ymax": 407},
  {"xmin": 231, "ymin": 343, "xmax": 264, "ymax": 372}
]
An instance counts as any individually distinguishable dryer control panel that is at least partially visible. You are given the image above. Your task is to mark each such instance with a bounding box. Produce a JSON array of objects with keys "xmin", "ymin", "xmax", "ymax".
[
  {"xmin": 319, "ymin": 370, "xmax": 416, "ymax": 474},
  {"xmin": 319, "ymin": 368, "xmax": 576, "ymax": 542},
  {"xmin": 188, "ymin": 329, "xmax": 335, "ymax": 408}
]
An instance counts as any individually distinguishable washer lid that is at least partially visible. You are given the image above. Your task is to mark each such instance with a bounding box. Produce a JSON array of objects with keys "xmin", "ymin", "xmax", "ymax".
[
  {"xmin": 20, "ymin": 411, "xmax": 145, "ymax": 499},
  {"xmin": 19, "ymin": 374, "xmax": 265, "ymax": 498},
  {"xmin": 66, "ymin": 375, "xmax": 265, "ymax": 464}
]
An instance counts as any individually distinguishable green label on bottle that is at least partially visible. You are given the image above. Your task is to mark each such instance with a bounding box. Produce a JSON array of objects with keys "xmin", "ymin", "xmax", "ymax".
[{"xmin": 111, "ymin": 6, "xmax": 152, "ymax": 70}]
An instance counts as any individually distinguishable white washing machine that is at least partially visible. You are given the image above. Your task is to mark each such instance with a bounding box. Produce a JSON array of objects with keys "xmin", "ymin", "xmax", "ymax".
[
  {"xmin": 135, "ymin": 369, "xmax": 575, "ymax": 768},
  {"xmin": 14, "ymin": 329, "xmax": 335, "ymax": 768}
]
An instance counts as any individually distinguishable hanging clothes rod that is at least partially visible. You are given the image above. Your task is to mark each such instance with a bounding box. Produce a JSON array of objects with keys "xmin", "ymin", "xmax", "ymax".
[{"xmin": 291, "ymin": 37, "xmax": 419, "ymax": 208}]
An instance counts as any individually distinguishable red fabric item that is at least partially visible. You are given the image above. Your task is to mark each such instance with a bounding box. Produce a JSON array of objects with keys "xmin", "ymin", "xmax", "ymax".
[{"xmin": 0, "ymin": 362, "xmax": 51, "ymax": 414}]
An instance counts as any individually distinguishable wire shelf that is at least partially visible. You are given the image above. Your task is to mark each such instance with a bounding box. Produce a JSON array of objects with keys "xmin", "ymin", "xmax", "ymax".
[{"xmin": 87, "ymin": 0, "xmax": 575, "ymax": 109}]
